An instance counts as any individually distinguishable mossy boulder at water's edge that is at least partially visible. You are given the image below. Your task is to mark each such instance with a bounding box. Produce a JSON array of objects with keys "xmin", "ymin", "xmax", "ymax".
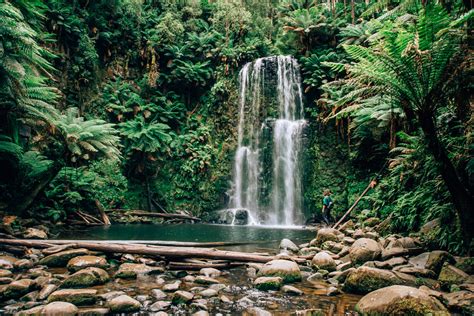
[{"xmin": 257, "ymin": 259, "xmax": 302, "ymax": 283}]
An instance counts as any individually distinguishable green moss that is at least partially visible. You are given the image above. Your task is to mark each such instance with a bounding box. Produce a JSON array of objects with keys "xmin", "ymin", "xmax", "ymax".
[
  {"xmin": 386, "ymin": 298, "xmax": 446, "ymax": 315},
  {"xmin": 265, "ymin": 272, "xmax": 302, "ymax": 283},
  {"xmin": 343, "ymin": 272, "xmax": 398, "ymax": 294}
]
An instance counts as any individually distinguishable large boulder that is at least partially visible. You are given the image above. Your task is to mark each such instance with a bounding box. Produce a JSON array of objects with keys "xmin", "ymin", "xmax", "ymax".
[
  {"xmin": 48, "ymin": 289, "xmax": 97, "ymax": 306},
  {"xmin": 61, "ymin": 267, "xmax": 110, "ymax": 288},
  {"xmin": 356, "ymin": 285, "xmax": 448, "ymax": 315},
  {"xmin": 425, "ymin": 251, "xmax": 454, "ymax": 275},
  {"xmin": 443, "ymin": 290, "xmax": 474, "ymax": 314},
  {"xmin": 349, "ymin": 238, "xmax": 382, "ymax": 264},
  {"xmin": 67, "ymin": 256, "xmax": 108, "ymax": 272},
  {"xmin": 40, "ymin": 249, "xmax": 89, "ymax": 267},
  {"xmin": 233, "ymin": 209, "xmax": 249, "ymax": 225},
  {"xmin": 438, "ymin": 263, "xmax": 469, "ymax": 288},
  {"xmin": 108, "ymin": 295, "xmax": 141, "ymax": 313},
  {"xmin": 311, "ymin": 252, "xmax": 336, "ymax": 272},
  {"xmin": 343, "ymin": 266, "xmax": 404, "ymax": 294},
  {"xmin": 2, "ymin": 279, "xmax": 36, "ymax": 299},
  {"xmin": 312, "ymin": 228, "xmax": 341, "ymax": 246},
  {"xmin": 41, "ymin": 301, "xmax": 79, "ymax": 316},
  {"xmin": 257, "ymin": 259, "xmax": 301, "ymax": 283}
]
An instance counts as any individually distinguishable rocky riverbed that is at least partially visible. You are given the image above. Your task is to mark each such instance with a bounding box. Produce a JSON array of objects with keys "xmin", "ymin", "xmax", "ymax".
[{"xmin": 0, "ymin": 219, "xmax": 473, "ymax": 315}]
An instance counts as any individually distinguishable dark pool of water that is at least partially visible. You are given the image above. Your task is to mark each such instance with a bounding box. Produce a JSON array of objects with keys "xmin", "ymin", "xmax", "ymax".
[{"xmin": 58, "ymin": 223, "xmax": 316, "ymax": 253}]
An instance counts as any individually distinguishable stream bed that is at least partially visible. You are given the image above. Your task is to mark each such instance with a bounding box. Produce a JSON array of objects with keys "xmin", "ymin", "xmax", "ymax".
[{"xmin": 55, "ymin": 224, "xmax": 362, "ymax": 313}]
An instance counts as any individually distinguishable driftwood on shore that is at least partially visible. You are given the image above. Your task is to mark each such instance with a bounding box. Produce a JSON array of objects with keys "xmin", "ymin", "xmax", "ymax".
[
  {"xmin": 107, "ymin": 209, "xmax": 201, "ymax": 221},
  {"xmin": 0, "ymin": 239, "xmax": 300, "ymax": 263}
]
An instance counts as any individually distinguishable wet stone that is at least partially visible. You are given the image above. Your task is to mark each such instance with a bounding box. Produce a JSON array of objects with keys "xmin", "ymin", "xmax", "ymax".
[
  {"xmin": 3, "ymin": 279, "xmax": 36, "ymax": 299},
  {"xmin": 195, "ymin": 276, "xmax": 220, "ymax": 285},
  {"xmin": 67, "ymin": 256, "xmax": 108, "ymax": 272},
  {"xmin": 282, "ymin": 285, "xmax": 303, "ymax": 295},
  {"xmin": 77, "ymin": 307, "xmax": 110, "ymax": 315},
  {"xmin": 199, "ymin": 268, "xmax": 221, "ymax": 278},
  {"xmin": 108, "ymin": 294, "xmax": 141, "ymax": 313},
  {"xmin": 162, "ymin": 280, "xmax": 181, "ymax": 291},
  {"xmin": 200, "ymin": 289, "xmax": 218, "ymax": 298},
  {"xmin": 14, "ymin": 259, "xmax": 33, "ymax": 270},
  {"xmin": 149, "ymin": 300, "xmax": 171, "ymax": 312},
  {"xmin": 42, "ymin": 301, "xmax": 79, "ymax": 316},
  {"xmin": 172, "ymin": 290, "xmax": 194, "ymax": 305},
  {"xmin": 48, "ymin": 288, "xmax": 97, "ymax": 306},
  {"xmin": 0, "ymin": 269, "xmax": 13, "ymax": 278},
  {"xmin": 40, "ymin": 249, "xmax": 89, "ymax": 268},
  {"xmin": 151, "ymin": 288, "xmax": 167, "ymax": 300},
  {"xmin": 38, "ymin": 284, "xmax": 58, "ymax": 300},
  {"xmin": 254, "ymin": 276, "xmax": 283, "ymax": 291}
]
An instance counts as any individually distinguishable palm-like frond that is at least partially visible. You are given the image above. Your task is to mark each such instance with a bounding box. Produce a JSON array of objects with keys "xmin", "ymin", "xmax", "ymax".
[{"xmin": 54, "ymin": 108, "xmax": 121, "ymax": 163}]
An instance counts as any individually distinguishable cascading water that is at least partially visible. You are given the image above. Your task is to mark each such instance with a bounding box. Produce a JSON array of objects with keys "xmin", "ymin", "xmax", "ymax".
[{"xmin": 228, "ymin": 56, "xmax": 305, "ymax": 226}]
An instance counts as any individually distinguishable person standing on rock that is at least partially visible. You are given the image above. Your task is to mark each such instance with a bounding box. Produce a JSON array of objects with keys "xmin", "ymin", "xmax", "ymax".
[{"xmin": 322, "ymin": 189, "xmax": 334, "ymax": 225}]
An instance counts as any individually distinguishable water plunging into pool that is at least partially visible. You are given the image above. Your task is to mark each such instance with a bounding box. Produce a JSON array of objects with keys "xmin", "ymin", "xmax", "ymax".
[{"xmin": 229, "ymin": 56, "xmax": 305, "ymax": 226}]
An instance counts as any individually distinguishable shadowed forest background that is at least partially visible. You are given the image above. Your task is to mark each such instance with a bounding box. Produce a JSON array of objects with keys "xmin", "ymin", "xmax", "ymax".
[{"xmin": 0, "ymin": 0, "xmax": 472, "ymax": 253}]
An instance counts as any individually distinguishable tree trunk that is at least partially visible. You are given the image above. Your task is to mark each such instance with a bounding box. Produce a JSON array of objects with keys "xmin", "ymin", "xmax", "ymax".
[
  {"xmin": 95, "ymin": 200, "xmax": 111, "ymax": 225},
  {"xmin": 12, "ymin": 163, "xmax": 61, "ymax": 215},
  {"xmin": 0, "ymin": 239, "xmax": 294, "ymax": 263},
  {"xmin": 418, "ymin": 110, "xmax": 474, "ymax": 248},
  {"xmin": 351, "ymin": 0, "xmax": 355, "ymax": 24}
]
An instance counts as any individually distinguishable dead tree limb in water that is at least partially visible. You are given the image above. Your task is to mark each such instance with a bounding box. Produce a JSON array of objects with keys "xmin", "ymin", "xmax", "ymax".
[
  {"xmin": 108, "ymin": 209, "xmax": 201, "ymax": 221},
  {"xmin": 95, "ymin": 200, "xmax": 111, "ymax": 225},
  {"xmin": 14, "ymin": 239, "xmax": 262, "ymax": 248},
  {"xmin": 0, "ymin": 239, "xmax": 300, "ymax": 263}
]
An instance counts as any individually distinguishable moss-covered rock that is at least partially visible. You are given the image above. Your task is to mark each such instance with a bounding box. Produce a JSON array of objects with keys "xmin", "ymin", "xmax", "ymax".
[
  {"xmin": 425, "ymin": 251, "xmax": 454, "ymax": 275},
  {"xmin": 438, "ymin": 263, "xmax": 468, "ymax": 288},
  {"xmin": 257, "ymin": 259, "xmax": 301, "ymax": 283},
  {"xmin": 343, "ymin": 266, "xmax": 403, "ymax": 294},
  {"xmin": 172, "ymin": 290, "xmax": 194, "ymax": 305},
  {"xmin": 48, "ymin": 288, "xmax": 97, "ymax": 306},
  {"xmin": 311, "ymin": 251, "xmax": 336, "ymax": 271},
  {"xmin": 61, "ymin": 267, "xmax": 110, "ymax": 288},
  {"xmin": 114, "ymin": 263, "xmax": 163, "ymax": 279},
  {"xmin": 2, "ymin": 279, "xmax": 36, "ymax": 299},
  {"xmin": 67, "ymin": 255, "xmax": 108, "ymax": 272},
  {"xmin": 39, "ymin": 249, "xmax": 89, "ymax": 268},
  {"xmin": 253, "ymin": 276, "xmax": 283, "ymax": 291},
  {"xmin": 356, "ymin": 285, "xmax": 448, "ymax": 315},
  {"xmin": 349, "ymin": 238, "xmax": 382, "ymax": 265},
  {"xmin": 312, "ymin": 228, "xmax": 341, "ymax": 246}
]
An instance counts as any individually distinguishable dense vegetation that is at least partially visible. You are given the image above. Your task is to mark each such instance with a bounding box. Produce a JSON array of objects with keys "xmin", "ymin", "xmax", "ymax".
[{"xmin": 0, "ymin": 0, "xmax": 472, "ymax": 253}]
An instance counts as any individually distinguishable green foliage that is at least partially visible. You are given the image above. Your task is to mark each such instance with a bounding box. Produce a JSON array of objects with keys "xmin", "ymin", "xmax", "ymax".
[
  {"xmin": 54, "ymin": 108, "xmax": 121, "ymax": 164},
  {"xmin": 2, "ymin": 0, "xmax": 472, "ymax": 253},
  {"xmin": 120, "ymin": 117, "xmax": 172, "ymax": 155},
  {"xmin": 45, "ymin": 161, "xmax": 128, "ymax": 221}
]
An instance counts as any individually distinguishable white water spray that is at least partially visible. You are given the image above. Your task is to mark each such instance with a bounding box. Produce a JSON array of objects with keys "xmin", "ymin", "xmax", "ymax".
[{"xmin": 229, "ymin": 56, "xmax": 305, "ymax": 226}]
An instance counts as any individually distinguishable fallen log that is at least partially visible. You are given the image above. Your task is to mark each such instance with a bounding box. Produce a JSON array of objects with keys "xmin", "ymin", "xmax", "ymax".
[
  {"xmin": 0, "ymin": 239, "xmax": 283, "ymax": 263},
  {"xmin": 108, "ymin": 209, "xmax": 201, "ymax": 221},
  {"xmin": 14, "ymin": 239, "xmax": 260, "ymax": 248},
  {"xmin": 168, "ymin": 261, "xmax": 244, "ymax": 270}
]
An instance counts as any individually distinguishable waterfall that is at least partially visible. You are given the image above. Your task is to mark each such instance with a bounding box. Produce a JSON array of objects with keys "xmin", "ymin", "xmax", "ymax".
[{"xmin": 229, "ymin": 56, "xmax": 305, "ymax": 226}]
